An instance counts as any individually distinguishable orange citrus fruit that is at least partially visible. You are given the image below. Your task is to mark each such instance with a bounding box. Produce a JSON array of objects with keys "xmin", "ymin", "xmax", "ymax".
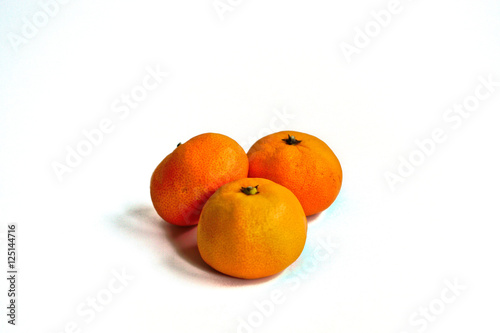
[
  {"xmin": 150, "ymin": 133, "xmax": 248, "ymax": 226},
  {"xmin": 197, "ymin": 178, "xmax": 307, "ymax": 279},
  {"xmin": 247, "ymin": 131, "xmax": 342, "ymax": 216}
]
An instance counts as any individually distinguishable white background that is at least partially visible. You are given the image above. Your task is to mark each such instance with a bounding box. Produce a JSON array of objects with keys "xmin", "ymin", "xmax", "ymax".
[{"xmin": 1, "ymin": 0, "xmax": 500, "ymax": 332}]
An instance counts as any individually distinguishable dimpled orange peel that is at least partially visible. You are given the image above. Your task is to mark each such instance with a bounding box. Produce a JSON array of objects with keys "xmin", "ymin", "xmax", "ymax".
[
  {"xmin": 150, "ymin": 133, "xmax": 248, "ymax": 226},
  {"xmin": 247, "ymin": 131, "xmax": 342, "ymax": 216},
  {"xmin": 197, "ymin": 178, "xmax": 307, "ymax": 279}
]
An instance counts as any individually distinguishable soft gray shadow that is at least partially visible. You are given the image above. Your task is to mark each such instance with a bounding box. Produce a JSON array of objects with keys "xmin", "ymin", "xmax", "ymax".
[
  {"xmin": 113, "ymin": 205, "xmax": 279, "ymax": 287},
  {"xmin": 160, "ymin": 222, "xmax": 215, "ymax": 274},
  {"xmin": 307, "ymin": 212, "xmax": 323, "ymax": 223}
]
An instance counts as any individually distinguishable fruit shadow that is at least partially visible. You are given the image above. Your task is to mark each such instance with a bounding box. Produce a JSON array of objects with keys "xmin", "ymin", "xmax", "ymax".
[
  {"xmin": 306, "ymin": 212, "xmax": 322, "ymax": 224},
  {"xmin": 115, "ymin": 205, "xmax": 278, "ymax": 287}
]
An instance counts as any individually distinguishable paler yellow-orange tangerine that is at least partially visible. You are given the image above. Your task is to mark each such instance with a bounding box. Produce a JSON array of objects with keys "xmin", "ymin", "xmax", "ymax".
[{"xmin": 197, "ymin": 178, "xmax": 307, "ymax": 279}]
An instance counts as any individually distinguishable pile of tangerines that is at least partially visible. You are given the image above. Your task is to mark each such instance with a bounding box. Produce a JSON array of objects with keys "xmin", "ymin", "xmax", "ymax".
[{"xmin": 150, "ymin": 131, "xmax": 342, "ymax": 279}]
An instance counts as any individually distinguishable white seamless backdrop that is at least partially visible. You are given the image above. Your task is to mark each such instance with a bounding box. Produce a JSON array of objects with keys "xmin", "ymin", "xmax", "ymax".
[{"xmin": 1, "ymin": 0, "xmax": 499, "ymax": 332}]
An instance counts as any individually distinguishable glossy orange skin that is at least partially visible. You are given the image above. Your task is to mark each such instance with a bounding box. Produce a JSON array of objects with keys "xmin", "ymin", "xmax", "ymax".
[
  {"xmin": 150, "ymin": 133, "xmax": 248, "ymax": 226},
  {"xmin": 247, "ymin": 131, "xmax": 342, "ymax": 216},
  {"xmin": 198, "ymin": 178, "xmax": 307, "ymax": 279}
]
